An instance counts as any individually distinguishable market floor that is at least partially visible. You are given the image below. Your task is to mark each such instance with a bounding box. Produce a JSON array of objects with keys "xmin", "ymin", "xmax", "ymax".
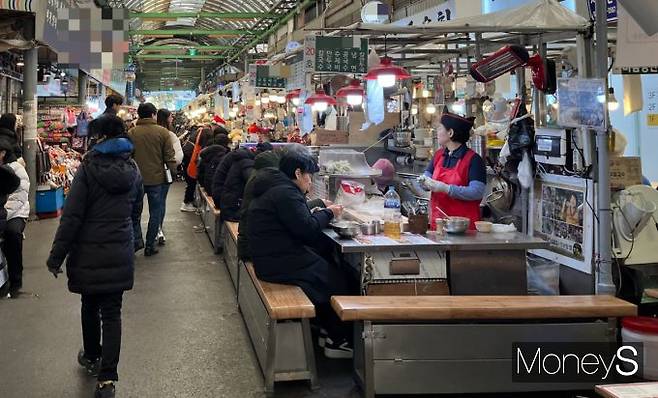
[{"xmin": 1, "ymin": 182, "xmax": 600, "ymax": 398}]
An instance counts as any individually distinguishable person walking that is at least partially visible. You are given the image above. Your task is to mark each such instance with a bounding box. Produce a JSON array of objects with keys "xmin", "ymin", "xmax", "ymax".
[
  {"xmin": 46, "ymin": 115, "xmax": 143, "ymax": 398},
  {"xmin": 88, "ymin": 95, "xmax": 124, "ymax": 146},
  {"xmin": 156, "ymin": 108, "xmax": 183, "ymax": 245},
  {"xmin": 128, "ymin": 103, "xmax": 177, "ymax": 256},
  {"xmin": 180, "ymin": 126, "xmax": 199, "ymax": 212},
  {"xmin": 0, "ymin": 136, "xmax": 20, "ymax": 297},
  {"xmin": 2, "ymin": 141, "xmax": 29, "ymax": 298}
]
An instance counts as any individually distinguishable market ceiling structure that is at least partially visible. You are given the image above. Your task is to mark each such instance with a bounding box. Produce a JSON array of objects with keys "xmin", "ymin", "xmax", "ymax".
[{"xmin": 125, "ymin": 0, "xmax": 303, "ymax": 91}]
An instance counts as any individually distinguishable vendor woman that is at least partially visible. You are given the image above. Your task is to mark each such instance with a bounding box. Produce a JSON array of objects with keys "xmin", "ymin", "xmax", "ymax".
[{"xmin": 420, "ymin": 112, "xmax": 486, "ymax": 229}]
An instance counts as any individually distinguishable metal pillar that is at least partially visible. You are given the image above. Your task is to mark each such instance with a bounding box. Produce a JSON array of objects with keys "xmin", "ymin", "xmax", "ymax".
[
  {"xmin": 22, "ymin": 47, "xmax": 38, "ymax": 216},
  {"xmin": 78, "ymin": 71, "xmax": 89, "ymax": 105},
  {"xmin": 594, "ymin": 0, "xmax": 615, "ymax": 295}
]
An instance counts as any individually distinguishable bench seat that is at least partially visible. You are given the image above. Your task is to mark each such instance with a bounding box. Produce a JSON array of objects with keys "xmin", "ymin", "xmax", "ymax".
[
  {"xmin": 331, "ymin": 295, "xmax": 637, "ymax": 321},
  {"xmin": 197, "ymin": 187, "xmax": 222, "ymax": 253},
  {"xmin": 222, "ymin": 221, "xmax": 240, "ymax": 290},
  {"xmin": 238, "ymin": 260, "xmax": 317, "ymax": 393}
]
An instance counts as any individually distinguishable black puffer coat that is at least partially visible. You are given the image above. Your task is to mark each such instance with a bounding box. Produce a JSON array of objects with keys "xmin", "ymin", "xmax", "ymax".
[
  {"xmin": 0, "ymin": 127, "xmax": 22, "ymax": 159},
  {"xmin": 198, "ymin": 144, "xmax": 229, "ymax": 195},
  {"xmin": 212, "ymin": 148, "xmax": 255, "ymax": 221},
  {"xmin": 47, "ymin": 137, "xmax": 143, "ymax": 295},
  {"xmin": 0, "ymin": 164, "xmax": 20, "ymax": 237},
  {"xmin": 246, "ymin": 168, "xmax": 337, "ymax": 304}
]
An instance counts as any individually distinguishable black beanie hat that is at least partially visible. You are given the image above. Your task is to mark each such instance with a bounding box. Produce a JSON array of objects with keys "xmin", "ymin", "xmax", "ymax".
[{"xmin": 440, "ymin": 112, "xmax": 475, "ymax": 144}]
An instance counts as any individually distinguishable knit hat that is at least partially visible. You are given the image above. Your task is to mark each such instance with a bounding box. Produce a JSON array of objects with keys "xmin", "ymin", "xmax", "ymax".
[
  {"xmin": 372, "ymin": 158, "xmax": 395, "ymax": 187},
  {"xmin": 254, "ymin": 150, "xmax": 281, "ymax": 170},
  {"xmin": 256, "ymin": 142, "xmax": 274, "ymax": 153}
]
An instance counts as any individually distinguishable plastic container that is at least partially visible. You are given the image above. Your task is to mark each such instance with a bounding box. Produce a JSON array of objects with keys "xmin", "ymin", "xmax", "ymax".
[
  {"xmin": 36, "ymin": 188, "xmax": 65, "ymax": 213},
  {"xmin": 384, "ymin": 186, "xmax": 401, "ymax": 239},
  {"xmin": 622, "ymin": 317, "xmax": 658, "ymax": 380}
]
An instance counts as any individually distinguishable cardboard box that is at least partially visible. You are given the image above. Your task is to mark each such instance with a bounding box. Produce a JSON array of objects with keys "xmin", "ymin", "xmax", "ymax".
[
  {"xmin": 310, "ymin": 128, "xmax": 349, "ymax": 145},
  {"xmin": 610, "ymin": 157, "xmax": 642, "ymax": 190},
  {"xmin": 348, "ymin": 112, "xmax": 400, "ymax": 146}
]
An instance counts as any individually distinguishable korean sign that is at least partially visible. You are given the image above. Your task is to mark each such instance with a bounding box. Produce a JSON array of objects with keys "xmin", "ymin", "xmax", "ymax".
[
  {"xmin": 588, "ymin": 0, "xmax": 618, "ymax": 22},
  {"xmin": 304, "ymin": 35, "xmax": 368, "ymax": 74},
  {"xmin": 254, "ymin": 65, "xmax": 286, "ymax": 89}
]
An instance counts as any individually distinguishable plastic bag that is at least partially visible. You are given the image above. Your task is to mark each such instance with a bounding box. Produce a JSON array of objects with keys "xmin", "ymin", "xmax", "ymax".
[
  {"xmin": 498, "ymin": 140, "xmax": 511, "ymax": 166},
  {"xmin": 518, "ymin": 150, "xmax": 533, "ymax": 189},
  {"xmin": 507, "ymin": 103, "xmax": 535, "ymax": 164},
  {"xmin": 336, "ymin": 180, "xmax": 366, "ymax": 207}
]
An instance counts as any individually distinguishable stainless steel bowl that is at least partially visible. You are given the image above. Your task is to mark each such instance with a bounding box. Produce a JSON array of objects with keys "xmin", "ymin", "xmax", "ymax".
[
  {"xmin": 360, "ymin": 220, "xmax": 383, "ymax": 235},
  {"xmin": 331, "ymin": 221, "xmax": 362, "ymax": 239},
  {"xmin": 444, "ymin": 216, "xmax": 470, "ymax": 234},
  {"xmin": 394, "ymin": 131, "xmax": 412, "ymax": 147}
]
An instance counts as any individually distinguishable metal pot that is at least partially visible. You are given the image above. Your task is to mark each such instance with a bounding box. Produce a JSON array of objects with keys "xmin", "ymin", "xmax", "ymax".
[
  {"xmin": 394, "ymin": 131, "xmax": 412, "ymax": 147},
  {"xmin": 444, "ymin": 216, "xmax": 470, "ymax": 234},
  {"xmin": 360, "ymin": 220, "xmax": 383, "ymax": 235},
  {"xmin": 331, "ymin": 221, "xmax": 362, "ymax": 239},
  {"xmin": 486, "ymin": 175, "xmax": 514, "ymax": 212}
]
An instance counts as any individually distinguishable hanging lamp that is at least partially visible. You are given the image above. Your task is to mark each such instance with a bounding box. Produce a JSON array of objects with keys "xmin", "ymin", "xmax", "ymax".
[
  {"xmin": 304, "ymin": 89, "xmax": 336, "ymax": 112},
  {"xmin": 336, "ymin": 79, "xmax": 365, "ymax": 106},
  {"xmin": 286, "ymin": 89, "xmax": 301, "ymax": 106},
  {"xmin": 365, "ymin": 56, "xmax": 411, "ymax": 88}
]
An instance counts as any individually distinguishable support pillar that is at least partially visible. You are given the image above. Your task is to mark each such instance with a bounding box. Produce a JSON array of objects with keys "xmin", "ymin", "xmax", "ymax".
[
  {"xmin": 22, "ymin": 47, "xmax": 38, "ymax": 216},
  {"xmin": 78, "ymin": 70, "xmax": 89, "ymax": 105},
  {"xmin": 594, "ymin": 0, "xmax": 615, "ymax": 295}
]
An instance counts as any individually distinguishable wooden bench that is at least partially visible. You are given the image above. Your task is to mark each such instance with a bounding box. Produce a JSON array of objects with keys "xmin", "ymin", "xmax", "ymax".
[
  {"xmin": 331, "ymin": 295, "xmax": 637, "ymax": 398},
  {"xmin": 222, "ymin": 221, "xmax": 240, "ymax": 291},
  {"xmin": 238, "ymin": 260, "xmax": 317, "ymax": 394},
  {"xmin": 198, "ymin": 187, "xmax": 222, "ymax": 253}
]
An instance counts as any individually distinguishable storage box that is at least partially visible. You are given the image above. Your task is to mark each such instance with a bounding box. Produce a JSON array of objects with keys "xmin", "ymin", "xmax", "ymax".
[
  {"xmin": 610, "ymin": 157, "xmax": 642, "ymax": 190},
  {"xmin": 310, "ymin": 128, "xmax": 349, "ymax": 145},
  {"xmin": 348, "ymin": 112, "xmax": 400, "ymax": 146},
  {"xmin": 36, "ymin": 187, "xmax": 65, "ymax": 214}
]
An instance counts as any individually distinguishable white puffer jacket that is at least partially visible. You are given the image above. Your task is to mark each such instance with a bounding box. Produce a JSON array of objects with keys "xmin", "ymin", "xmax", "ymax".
[{"xmin": 6, "ymin": 160, "xmax": 29, "ymax": 220}]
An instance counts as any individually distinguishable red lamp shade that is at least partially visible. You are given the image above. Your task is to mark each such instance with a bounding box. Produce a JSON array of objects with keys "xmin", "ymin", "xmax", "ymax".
[
  {"xmin": 365, "ymin": 56, "xmax": 411, "ymax": 88},
  {"xmin": 336, "ymin": 79, "xmax": 365, "ymax": 106},
  {"xmin": 286, "ymin": 89, "xmax": 302, "ymax": 106},
  {"xmin": 304, "ymin": 89, "xmax": 337, "ymax": 112}
]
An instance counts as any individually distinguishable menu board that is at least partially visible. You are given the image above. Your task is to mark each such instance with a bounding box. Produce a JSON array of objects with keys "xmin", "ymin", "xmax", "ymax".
[
  {"xmin": 304, "ymin": 35, "xmax": 368, "ymax": 74},
  {"xmin": 255, "ymin": 65, "xmax": 286, "ymax": 89}
]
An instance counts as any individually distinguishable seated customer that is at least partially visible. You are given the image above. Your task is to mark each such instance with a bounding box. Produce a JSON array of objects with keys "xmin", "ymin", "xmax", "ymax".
[
  {"xmin": 197, "ymin": 132, "xmax": 230, "ymax": 196},
  {"xmin": 238, "ymin": 145, "xmax": 326, "ymax": 261},
  {"xmin": 246, "ymin": 150, "xmax": 353, "ymax": 358},
  {"xmin": 211, "ymin": 147, "xmax": 255, "ymax": 222}
]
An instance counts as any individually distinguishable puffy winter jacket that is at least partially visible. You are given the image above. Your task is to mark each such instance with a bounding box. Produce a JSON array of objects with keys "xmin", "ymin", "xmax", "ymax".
[
  {"xmin": 198, "ymin": 144, "xmax": 229, "ymax": 195},
  {"xmin": 5, "ymin": 161, "xmax": 29, "ymax": 220},
  {"xmin": 0, "ymin": 164, "xmax": 20, "ymax": 237},
  {"xmin": 47, "ymin": 137, "xmax": 143, "ymax": 295},
  {"xmin": 211, "ymin": 148, "xmax": 255, "ymax": 221},
  {"xmin": 246, "ymin": 168, "xmax": 335, "ymax": 303}
]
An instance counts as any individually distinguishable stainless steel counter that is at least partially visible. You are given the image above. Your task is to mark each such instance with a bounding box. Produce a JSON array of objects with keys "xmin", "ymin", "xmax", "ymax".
[{"xmin": 323, "ymin": 230, "xmax": 547, "ymax": 253}]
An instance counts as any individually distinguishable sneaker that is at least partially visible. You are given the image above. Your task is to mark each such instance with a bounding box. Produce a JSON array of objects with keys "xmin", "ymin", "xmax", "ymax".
[
  {"xmin": 144, "ymin": 247, "xmax": 159, "ymax": 257},
  {"xmin": 94, "ymin": 381, "xmax": 115, "ymax": 398},
  {"xmin": 134, "ymin": 239, "xmax": 145, "ymax": 253},
  {"xmin": 324, "ymin": 338, "xmax": 353, "ymax": 359},
  {"xmin": 180, "ymin": 203, "xmax": 197, "ymax": 212},
  {"xmin": 77, "ymin": 349, "xmax": 100, "ymax": 377},
  {"xmin": 157, "ymin": 230, "xmax": 166, "ymax": 246}
]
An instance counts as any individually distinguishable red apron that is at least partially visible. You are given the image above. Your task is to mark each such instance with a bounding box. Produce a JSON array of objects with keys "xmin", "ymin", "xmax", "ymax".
[{"xmin": 430, "ymin": 149, "xmax": 481, "ymax": 230}]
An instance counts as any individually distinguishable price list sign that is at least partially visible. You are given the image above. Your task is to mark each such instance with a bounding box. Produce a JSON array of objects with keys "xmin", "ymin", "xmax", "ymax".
[
  {"xmin": 647, "ymin": 88, "xmax": 658, "ymax": 128},
  {"xmin": 255, "ymin": 65, "xmax": 286, "ymax": 89},
  {"xmin": 304, "ymin": 35, "xmax": 368, "ymax": 74}
]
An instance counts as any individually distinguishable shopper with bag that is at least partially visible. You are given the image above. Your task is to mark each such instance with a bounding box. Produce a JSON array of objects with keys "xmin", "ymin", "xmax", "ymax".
[
  {"xmin": 180, "ymin": 126, "xmax": 212, "ymax": 212},
  {"xmin": 128, "ymin": 103, "xmax": 177, "ymax": 256},
  {"xmin": 156, "ymin": 108, "xmax": 183, "ymax": 245},
  {"xmin": 46, "ymin": 115, "xmax": 143, "ymax": 398}
]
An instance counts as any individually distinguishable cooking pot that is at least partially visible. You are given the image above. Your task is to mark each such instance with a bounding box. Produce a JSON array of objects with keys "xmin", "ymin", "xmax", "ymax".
[
  {"xmin": 394, "ymin": 131, "xmax": 412, "ymax": 147},
  {"xmin": 330, "ymin": 221, "xmax": 362, "ymax": 239},
  {"xmin": 486, "ymin": 175, "xmax": 514, "ymax": 212}
]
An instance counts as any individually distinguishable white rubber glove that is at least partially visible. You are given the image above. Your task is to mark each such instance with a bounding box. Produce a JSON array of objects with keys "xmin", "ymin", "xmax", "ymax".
[{"xmin": 421, "ymin": 177, "xmax": 450, "ymax": 193}]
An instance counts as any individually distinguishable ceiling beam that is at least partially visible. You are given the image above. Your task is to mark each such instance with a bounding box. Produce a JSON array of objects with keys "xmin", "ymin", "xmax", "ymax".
[
  {"xmin": 136, "ymin": 54, "xmax": 225, "ymax": 60},
  {"xmin": 129, "ymin": 29, "xmax": 254, "ymax": 37},
  {"xmin": 129, "ymin": 12, "xmax": 278, "ymax": 20},
  {"xmin": 136, "ymin": 45, "xmax": 233, "ymax": 51}
]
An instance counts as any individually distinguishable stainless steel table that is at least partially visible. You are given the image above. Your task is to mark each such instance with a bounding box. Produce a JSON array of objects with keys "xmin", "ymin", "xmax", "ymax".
[{"xmin": 323, "ymin": 230, "xmax": 548, "ymax": 295}]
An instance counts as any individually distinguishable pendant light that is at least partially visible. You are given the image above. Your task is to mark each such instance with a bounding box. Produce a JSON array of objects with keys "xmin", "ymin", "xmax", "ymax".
[
  {"xmin": 425, "ymin": 103, "xmax": 437, "ymax": 114},
  {"xmin": 365, "ymin": 56, "xmax": 411, "ymax": 88},
  {"xmin": 261, "ymin": 92, "xmax": 270, "ymax": 105},
  {"xmin": 304, "ymin": 89, "xmax": 336, "ymax": 112},
  {"xmin": 336, "ymin": 79, "xmax": 365, "ymax": 106},
  {"xmin": 286, "ymin": 89, "xmax": 301, "ymax": 106}
]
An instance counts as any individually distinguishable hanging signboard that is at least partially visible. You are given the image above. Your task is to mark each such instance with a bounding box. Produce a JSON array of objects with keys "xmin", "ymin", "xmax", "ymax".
[
  {"xmin": 393, "ymin": 0, "xmax": 455, "ymax": 26},
  {"xmin": 254, "ymin": 65, "xmax": 286, "ymax": 89},
  {"xmin": 557, "ymin": 78, "xmax": 608, "ymax": 130},
  {"xmin": 588, "ymin": 0, "xmax": 618, "ymax": 22},
  {"xmin": 613, "ymin": 3, "xmax": 658, "ymax": 74},
  {"xmin": 304, "ymin": 35, "xmax": 368, "ymax": 74}
]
